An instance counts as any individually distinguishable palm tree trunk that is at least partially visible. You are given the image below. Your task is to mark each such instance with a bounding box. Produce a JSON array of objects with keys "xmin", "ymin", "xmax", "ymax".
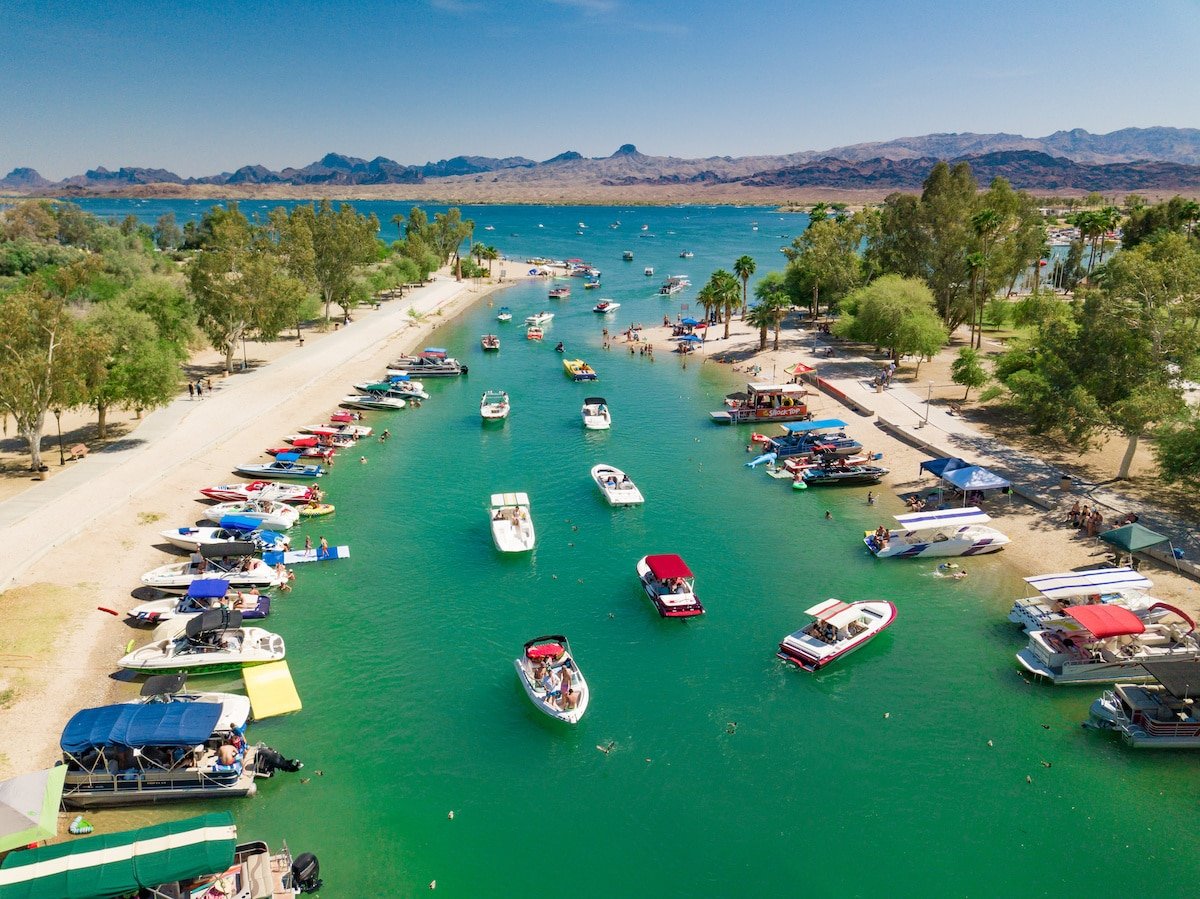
[
  {"xmin": 97, "ymin": 402, "xmax": 108, "ymax": 439},
  {"xmin": 759, "ymin": 326, "xmax": 768, "ymax": 351},
  {"xmin": 773, "ymin": 322, "xmax": 781, "ymax": 351}
]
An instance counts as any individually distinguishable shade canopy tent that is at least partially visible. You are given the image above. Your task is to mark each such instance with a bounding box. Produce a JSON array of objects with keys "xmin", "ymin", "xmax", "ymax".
[
  {"xmin": 940, "ymin": 466, "xmax": 1010, "ymax": 492},
  {"xmin": 781, "ymin": 419, "xmax": 847, "ymax": 434},
  {"xmin": 679, "ymin": 334, "xmax": 703, "ymax": 343},
  {"xmin": 1100, "ymin": 524, "xmax": 1170, "ymax": 553},
  {"xmin": 1142, "ymin": 660, "xmax": 1200, "ymax": 700},
  {"xmin": 60, "ymin": 703, "xmax": 222, "ymax": 754},
  {"xmin": 680, "ymin": 317, "xmax": 701, "ymax": 327},
  {"xmin": 1065, "ymin": 604, "xmax": 1146, "ymax": 639},
  {"xmin": 0, "ymin": 812, "xmax": 236, "ymax": 899},
  {"xmin": 784, "ymin": 362, "xmax": 815, "ymax": 377},
  {"xmin": 0, "ymin": 767, "xmax": 67, "ymax": 854},
  {"xmin": 919, "ymin": 457, "xmax": 970, "ymax": 478}
]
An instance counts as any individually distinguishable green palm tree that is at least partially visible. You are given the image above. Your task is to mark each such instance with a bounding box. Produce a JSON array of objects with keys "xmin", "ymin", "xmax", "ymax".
[
  {"xmin": 748, "ymin": 274, "xmax": 789, "ymax": 351},
  {"xmin": 697, "ymin": 283, "xmax": 719, "ymax": 329},
  {"xmin": 483, "ymin": 245, "xmax": 499, "ymax": 276},
  {"xmin": 733, "ymin": 255, "xmax": 756, "ymax": 319},
  {"xmin": 707, "ymin": 269, "xmax": 741, "ymax": 339}
]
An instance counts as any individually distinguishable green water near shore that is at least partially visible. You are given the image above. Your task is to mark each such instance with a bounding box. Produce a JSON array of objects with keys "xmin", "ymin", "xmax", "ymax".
[{"xmin": 80, "ymin": 202, "xmax": 1196, "ymax": 896}]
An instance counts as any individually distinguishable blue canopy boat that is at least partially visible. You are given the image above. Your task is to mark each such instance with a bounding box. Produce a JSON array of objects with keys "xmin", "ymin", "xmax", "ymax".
[
  {"xmin": 127, "ymin": 578, "xmax": 272, "ymax": 625},
  {"xmin": 763, "ymin": 419, "xmax": 863, "ymax": 459},
  {"xmin": 234, "ymin": 452, "xmax": 324, "ymax": 479}
]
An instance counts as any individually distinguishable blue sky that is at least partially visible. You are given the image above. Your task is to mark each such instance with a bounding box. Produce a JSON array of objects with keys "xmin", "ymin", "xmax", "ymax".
[{"xmin": 3, "ymin": 0, "xmax": 1199, "ymax": 178}]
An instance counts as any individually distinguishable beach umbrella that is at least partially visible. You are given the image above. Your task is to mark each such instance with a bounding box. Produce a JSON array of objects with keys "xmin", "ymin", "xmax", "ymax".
[
  {"xmin": 0, "ymin": 766, "xmax": 67, "ymax": 852},
  {"xmin": 680, "ymin": 334, "xmax": 703, "ymax": 343},
  {"xmin": 680, "ymin": 317, "xmax": 701, "ymax": 326},
  {"xmin": 1099, "ymin": 523, "xmax": 1169, "ymax": 553},
  {"xmin": 784, "ymin": 363, "xmax": 814, "ymax": 377}
]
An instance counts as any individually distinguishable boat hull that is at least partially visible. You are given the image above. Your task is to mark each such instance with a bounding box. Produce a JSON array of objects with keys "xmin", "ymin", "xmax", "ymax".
[
  {"xmin": 62, "ymin": 769, "xmax": 258, "ymax": 809},
  {"xmin": 778, "ymin": 601, "xmax": 896, "ymax": 671},
  {"xmin": 591, "ymin": 465, "xmax": 644, "ymax": 505},
  {"xmin": 514, "ymin": 658, "xmax": 590, "ymax": 724}
]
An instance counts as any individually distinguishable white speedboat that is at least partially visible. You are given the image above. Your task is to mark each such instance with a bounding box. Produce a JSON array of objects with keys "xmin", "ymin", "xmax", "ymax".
[
  {"xmin": 497, "ymin": 306, "xmax": 513, "ymax": 321},
  {"xmin": 514, "ymin": 635, "xmax": 590, "ymax": 724},
  {"xmin": 234, "ymin": 454, "xmax": 324, "ymax": 479},
  {"xmin": 644, "ymin": 267, "xmax": 654, "ymax": 276},
  {"xmin": 300, "ymin": 423, "xmax": 372, "ymax": 437},
  {"xmin": 341, "ymin": 393, "xmax": 406, "ymax": 411},
  {"xmin": 1088, "ymin": 660, "xmax": 1200, "ymax": 748},
  {"xmin": 118, "ymin": 610, "xmax": 286, "ymax": 675},
  {"xmin": 481, "ymin": 390, "xmax": 510, "ymax": 421},
  {"xmin": 592, "ymin": 300, "xmax": 620, "ymax": 314},
  {"xmin": 353, "ymin": 380, "xmax": 430, "ymax": 401},
  {"xmin": 1008, "ymin": 567, "xmax": 1166, "ymax": 633},
  {"xmin": 127, "ymin": 578, "xmax": 272, "ymax": 625},
  {"xmin": 490, "ymin": 492, "xmax": 535, "ymax": 552},
  {"xmin": 778, "ymin": 599, "xmax": 897, "ymax": 671},
  {"xmin": 140, "ymin": 545, "xmax": 284, "ymax": 594},
  {"xmin": 591, "ymin": 464, "xmax": 644, "ymax": 505},
  {"xmin": 198, "ymin": 480, "xmax": 315, "ymax": 504},
  {"xmin": 160, "ymin": 518, "xmax": 289, "ymax": 553},
  {"xmin": 125, "ymin": 673, "xmax": 251, "ymax": 733},
  {"xmin": 864, "ymin": 507, "xmax": 1009, "ymax": 558},
  {"xmin": 636, "ymin": 554, "xmax": 704, "ymax": 617},
  {"xmin": 524, "ymin": 311, "xmax": 554, "ymax": 326},
  {"xmin": 204, "ymin": 500, "xmax": 299, "ymax": 530},
  {"xmin": 581, "ymin": 396, "xmax": 612, "ymax": 430},
  {"xmin": 1017, "ymin": 603, "xmax": 1200, "ymax": 685}
]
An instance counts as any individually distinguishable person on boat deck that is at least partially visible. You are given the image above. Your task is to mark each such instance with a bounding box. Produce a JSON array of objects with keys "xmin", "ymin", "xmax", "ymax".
[
  {"xmin": 195, "ymin": 557, "xmax": 208, "ymax": 574},
  {"xmin": 559, "ymin": 665, "xmax": 576, "ymax": 710},
  {"xmin": 541, "ymin": 666, "xmax": 562, "ymax": 703}
]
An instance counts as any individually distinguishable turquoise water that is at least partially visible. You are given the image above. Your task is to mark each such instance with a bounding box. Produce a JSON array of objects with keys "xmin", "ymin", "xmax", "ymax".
[{"xmin": 82, "ymin": 202, "xmax": 1197, "ymax": 896}]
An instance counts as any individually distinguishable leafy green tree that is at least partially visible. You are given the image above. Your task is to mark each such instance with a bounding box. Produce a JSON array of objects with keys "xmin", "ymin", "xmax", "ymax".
[
  {"xmin": 1155, "ymin": 414, "xmax": 1200, "ymax": 485},
  {"xmin": 950, "ymin": 347, "xmax": 988, "ymax": 399},
  {"xmin": 0, "ymin": 200, "xmax": 59, "ymax": 243},
  {"xmin": 153, "ymin": 212, "xmax": 182, "ymax": 250},
  {"xmin": 983, "ymin": 296, "xmax": 1010, "ymax": 331},
  {"xmin": 747, "ymin": 272, "xmax": 788, "ymax": 350},
  {"xmin": 784, "ymin": 215, "xmax": 863, "ymax": 319},
  {"xmin": 123, "ymin": 277, "xmax": 195, "ymax": 348},
  {"xmin": 285, "ymin": 201, "xmax": 379, "ymax": 322},
  {"xmin": 1122, "ymin": 196, "xmax": 1200, "ymax": 248},
  {"xmin": 834, "ymin": 274, "xmax": 948, "ymax": 368},
  {"xmin": 732, "ymin": 255, "xmax": 755, "ymax": 318}
]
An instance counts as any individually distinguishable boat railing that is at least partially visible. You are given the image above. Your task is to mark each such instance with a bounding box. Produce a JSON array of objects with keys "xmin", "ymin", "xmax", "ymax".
[
  {"xmin": 64, "ymin": 766, "xmax": 244, "ymax": 796},
  {"xmin": 1132, "ymin": 710, "xmax": 1200, "ymax": 737}
]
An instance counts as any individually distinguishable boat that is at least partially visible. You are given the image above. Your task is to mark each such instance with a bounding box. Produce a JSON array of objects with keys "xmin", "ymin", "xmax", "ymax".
[
  {"xmin": 204, "ymin": 500, "xmax": 300, "ymax": 530},
  {"xmin": 777, "ymin": 599, "xmax": 897, "ymax": 671},
  {"xmin": 140, "ymin": 544, "xmax": 284, "ymax": 594},
  {"xmin": 199, "ymin": 481, "xmax": 315, "ymax": 504},
  {"xmin": 526, "ymin": 326, "xmax": 544, "ymax": 341},
  {"xmin": 760, "ymin": 419, "xmax": 861, "ymax": 457},
  {"xmin": 592, "ymin": 300, "xmax": 620, "ymax": 314},
  {"xmin": 353, "ymin": 378, "xmax": 430, "ymax": 401},
  {"xmin": 266, "ymin": 444, "xmax": 335, "ymax": 461},
  {"xmin": 481, "ymin": 389, "xmax": 510, "ymax": 420},
  {"xmin": 591, "ymin": 464, "xmax": 644, "ymax": 505},
  {"xmin": 525, "ymin": 311, "xmax": 554, "ymax": 326},
  {"xmin": 644, "ymin": 266, "xmax": 654, "ymax": 276},
  {"xmin": 481, "ymin": 334, "xmax": 500, "ymax": 351},
  {"xmin": 484, "ymin": 224, "xmax": 495, "ymax": 230},
  {"xmin": 1016, "ymin": 603, "xmax": 1200, "ymax": 685},
  {"xmin": 659, "ymin": 275, "xmax": 688, "ymax": 295},
  {"xmin": 286, "ymin": 433, "xmax": 354, "ymax": 450},
  {"xmin": 340, "ymin": 393, "xmax": 407, "ymax": 411},
  {"xmin": 623, "ymin": 251, "xmax": 634, "ymax": 261},
  {"xmin": 118, "ymin": 609, "xmax": 287, "ymax": 676},
  {"xmin": 127, "ymin": 578, "xmax": 272, "ymax": 625},
  {"xmin": 679, "ymin": 250, "xmax": 694, "ymax": 258},
  {"xmin": 0, "ymin": 812, "xmax": 322, "ymax": 895},
  {"xmin": 583, "ymin": 279, "xmax": 601, "ymax": 289},
  {"xmin": 234, "ymin": 453, "xmax": 325, "ymax": 479},
  {"xmin": 514, "ymin": 635, "xmax": 590, "ymax": 725},
  {"xmin": 636, "ymin": 554, "xmax": 704, "ymax": 617},
  {"xmin": 865, "ymin": 507, "xmax": 1009, "ymax": 558},
  {"xmin": 490, "ymin": 492, "xmax": 536, "ymax": 552},
  {"xmin": 386, "ymin": 351, "xmax": 468, "ymax": 376},
  {"xmin": 297, "ymin": 502, "xmax": 335, "ymax": 516},
  {"xmin": 708, "ymin": 383, "xmax": 813, "ymax": 424},
  {"xmin": 161, "ymin": 516, "xmax": 290, "ymax": 553},
  {"xmin": 1088, "ymin": 660, "xmax": 1200, "ymax": 748},
  {"xmin": 563, "ymin": 359, "xmax": 598, "ymax": 381},
  {"xmin": 497, "ymin": 306, "xmax": 513, "ymax": 321},
  {"xmin": 126, "ymin": 673, "xmax": 251, "ymax": 731},
  {"xmin": 300, "ymin": 423, "xmax": 372, "ymax": 437},
  {"xmin": 581, "ymin": 396, "xmax": 611, "ymax": 430},
  {"xmin": 801, "ymin": 463, "xmax": 889, "ymax": 486},
  {"xmin": 549, "ymin": 287, "xmax": 571, "ymax": 299},
  {"xmin": 1009, "ymin": 567, "xmax": 1165, "ymax": 633}
]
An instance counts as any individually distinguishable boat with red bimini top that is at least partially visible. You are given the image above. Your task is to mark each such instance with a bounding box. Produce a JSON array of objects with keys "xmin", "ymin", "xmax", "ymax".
[
  {"xmin": 778, "ymin": 599, "xmax": 897, "ymax": 671},
  {"xmin": 636, "ymin": 554, "xmax": 704, "ymax": 617},
  {"xmin": 709, "ymin": 383, "xmax": 813, "ymax": 424}
]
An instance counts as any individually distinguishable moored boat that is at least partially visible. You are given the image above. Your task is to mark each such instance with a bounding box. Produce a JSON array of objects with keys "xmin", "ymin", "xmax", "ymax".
[
  {"xmin": 762, "ymin": 419, "xmax": 859, "ymax": 458},
  {"xmin": 802, "ymin": 463, "xmax": 889, "ymax": 486},
  {"xmin": 636, "ymin": 554, "xmax": 703, "ymax": 617},
  {"xmin": 387, "ymin": 350, "xmax": 468, "ymax": 376},
  {"xmin": 300, "ymin": 423, "xmax": 371, "ymax": 437},
  {"xmin": 118, "ymin": 609, "xmax": 287, "ymax": 675},
  {"xmin": 481, "ymin": 389, "xmax": 510, "ymax": 421},
  {"xmin": 709, "ymin": 383, "xmax": 813, "ymax": 424},
  {"xmin": 127, "ymin": 578, "xmax": 272, "ymax": 625},
  {"xmin": 199, "ymin": 480, "xmax": 315, "ymax": 504},
  {"xmin": 140, "ymin": 544, "xmax": 283, "ymax": 594},
  {"xmin": 591, "ymin": 463, "xmax": 644, "ymax": 505},
  {"xmin": 204, "ymin": 500, "xmax": 299, "ymax": 530},
  {"xmin": 778, "ymin": 599, "xmax": 896, "ymax": 671},
  {"xmin": 1088, "ymin": 660, "xmax": 1200, "ymax": 747},
  {"xmin": 340, "ymin": 393, "xmax": 406, "ymax": 411},
  {"xmin": 353, "ymin": 378, "xmax": 430, "ymax": 401},
  {"xmin": 865, "ymin": 507, "xmax": 1009, "ymax": 558},
  {"xmin": 161, "ymin": 516, "xmax": 290, "ymax": 553},
  {"xmin": 481, "ymin": 334, "xmax": 500, "ymax": 351},
  {"xmin": 592, "ymin": 299, "xmax": 620, "ymax": 314},
  {"xmin": 266, "ymin": 444, "xmax": 335, "ymax": 461},
  {"xmin": 1009, "ymin": 567, "xmax": 1163, "ymax": 633},
  {"xmin": 490, "ymin": 492, "xmax": 536, "ymax": 552},
  {"xmin": 514, "ymin": 635, "xmax": 590, "ymax": 724},
  {"xmin": 563, "ymin": 358, "xmax": 598, "ymax": 381},
  {"xmin": 234, "ymin": 453, "xmax": 325, "ymax": 479},
  {"xmin": 581, "ymin": 396, "xmax": 611, "ymax": 430}
]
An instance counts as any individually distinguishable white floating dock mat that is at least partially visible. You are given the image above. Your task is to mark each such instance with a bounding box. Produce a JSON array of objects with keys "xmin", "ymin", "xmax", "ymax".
[
  {"xmin": 262, "ymin": 545, "xmax": 350, "ymax": 566},
  {"xmin": 244, "ymin": 660, "xmax": 302, "ymax": 718}
]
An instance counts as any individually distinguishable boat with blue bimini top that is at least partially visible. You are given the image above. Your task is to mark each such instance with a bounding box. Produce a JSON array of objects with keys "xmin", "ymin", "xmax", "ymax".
[
  {"xmin": 235, "ymin": 453, "xmax": 325, "ymax": 479},
  {"xmin": 119, "ymin": 609, "xmax": 287, "ymax": 676},
  {"xmin": 127, "ymin": 579, "xmax": 272, "ymax": 625},
  {"xmin": 203, "ymin": 500, "xmax": 299, "ymax": 530},
  {"xmin": 161, "ymin": 516, "xmax": 290, "ymax": 553},
  {"xmin": 709, "ymin": 383, "xmax": 812, "ymax": 424},
  {"xmin": 1008, "ymin": 567, "xmax": 1169, "ymax": 634},
  {"xmin": 761, "ymin": 419, "xmax": 861, "ymax": 458},
  {"xmin": 865, "ymin": 507, "xmax": 1009, "ymax": 558}
]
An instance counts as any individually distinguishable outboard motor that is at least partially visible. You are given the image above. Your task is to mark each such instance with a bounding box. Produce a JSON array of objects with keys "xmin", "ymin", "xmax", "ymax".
[
  {"xmin": 291, "ymin": 853, "xmax": 322, "ymax": 893},
  {"xmin": 256, "ymin": 745, "xmax": 303, "ymax": 776}
]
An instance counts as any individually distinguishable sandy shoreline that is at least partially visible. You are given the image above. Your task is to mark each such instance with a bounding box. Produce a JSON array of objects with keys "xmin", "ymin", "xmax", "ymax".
[{"xmin": 0, "ymin": 268, "xmax": 523, "ymax": 781}]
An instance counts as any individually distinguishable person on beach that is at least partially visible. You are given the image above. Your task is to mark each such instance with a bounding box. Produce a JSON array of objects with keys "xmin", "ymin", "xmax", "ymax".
[
  {"xmin": 206, "ymin": 378, "xmax": 213, "ymax": 393},
  {"xmin": 188, "ymin": 383, "xmax": 194, "ymax": 400},
  {"xmin": 1068, "ymin": 500, "xmax": 1081, "ymax": 526}
]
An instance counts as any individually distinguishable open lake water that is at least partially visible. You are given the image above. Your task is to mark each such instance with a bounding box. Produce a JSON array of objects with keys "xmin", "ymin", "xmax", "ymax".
[{"xmin": 78, "ymin": 200, "xmax": 1196, "ymax": 896}]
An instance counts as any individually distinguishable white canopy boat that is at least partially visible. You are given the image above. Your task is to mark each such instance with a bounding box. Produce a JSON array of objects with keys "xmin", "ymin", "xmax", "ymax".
[
  {"xmin": 127, "ymin": 578, "xmax": 272, "ymax": 625},
  {"xmin": 300, "ymin": 423, "xmax": 372, "ymax": 437},
  {"xmin": 591, "ymin": 464, "xmax": 644, "ymax": 505},
  {"xmin": 140, "ymin": 545, "xmax": 284, "ymax": 594},
  {"xmin": 1088, "ymin": 660, "xmax": 1200, "ymax": 748},
  {"xmin": 1017, "ymin": 603, "xmax": 1200, "ymax": 685},
  {"xmin": 160, "ymin": 518, "xmax": 289, "ymax": 553},
  {"xmin": 340, "ymin": 394, "xmax": 406, "ymax": 411},
  {"xmin": 490, "ymin": 492, "xmax": 535, "ymax": 552},
  {"xmin": 198, "ymin": 480, "xmax": 315, "ymax": 504},
  {"xmin": 778, "ymin": 598, "xmax": 897, "ymax": 671},
  {"xmin": 234, "ymin": 454, "xmax": 324, "ymax": 479},
  {"xmin": 864, "ymin": 507, "xmax": 1009, "ymax": 558},
  {"xmin": 514, "ymin": 635, "xmax": 590, "ymax": 724},
  {"xmin": 118, "ymin": 610, "xmax": 286, "ymax": 675},
  {"xmin": 581, "ymin": 396, "xmax": 612, "ymax": 430},
  {"xmin": 481, "ymin": 390, "xmax": 510, "ymax": 420},
  {"xmin": 204, "ymin": 500, "xmax": 299, "ymax": 530},
  {"xmin": 524, "ymin": 311, "xmax": 554, "ymax": 326},
  {"xmin": 1008, "ymin": 567, "xmax": 1165, "ymax": 633},
  {"xmin": 636, "ymin": 554, "xmax": 704, "ymax": 618}
]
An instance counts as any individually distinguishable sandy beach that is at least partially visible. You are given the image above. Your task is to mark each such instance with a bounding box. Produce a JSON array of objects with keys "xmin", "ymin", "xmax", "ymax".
[{"xmin": 0, "ymin": 267, "xmax": 524, "ymax": 779}]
